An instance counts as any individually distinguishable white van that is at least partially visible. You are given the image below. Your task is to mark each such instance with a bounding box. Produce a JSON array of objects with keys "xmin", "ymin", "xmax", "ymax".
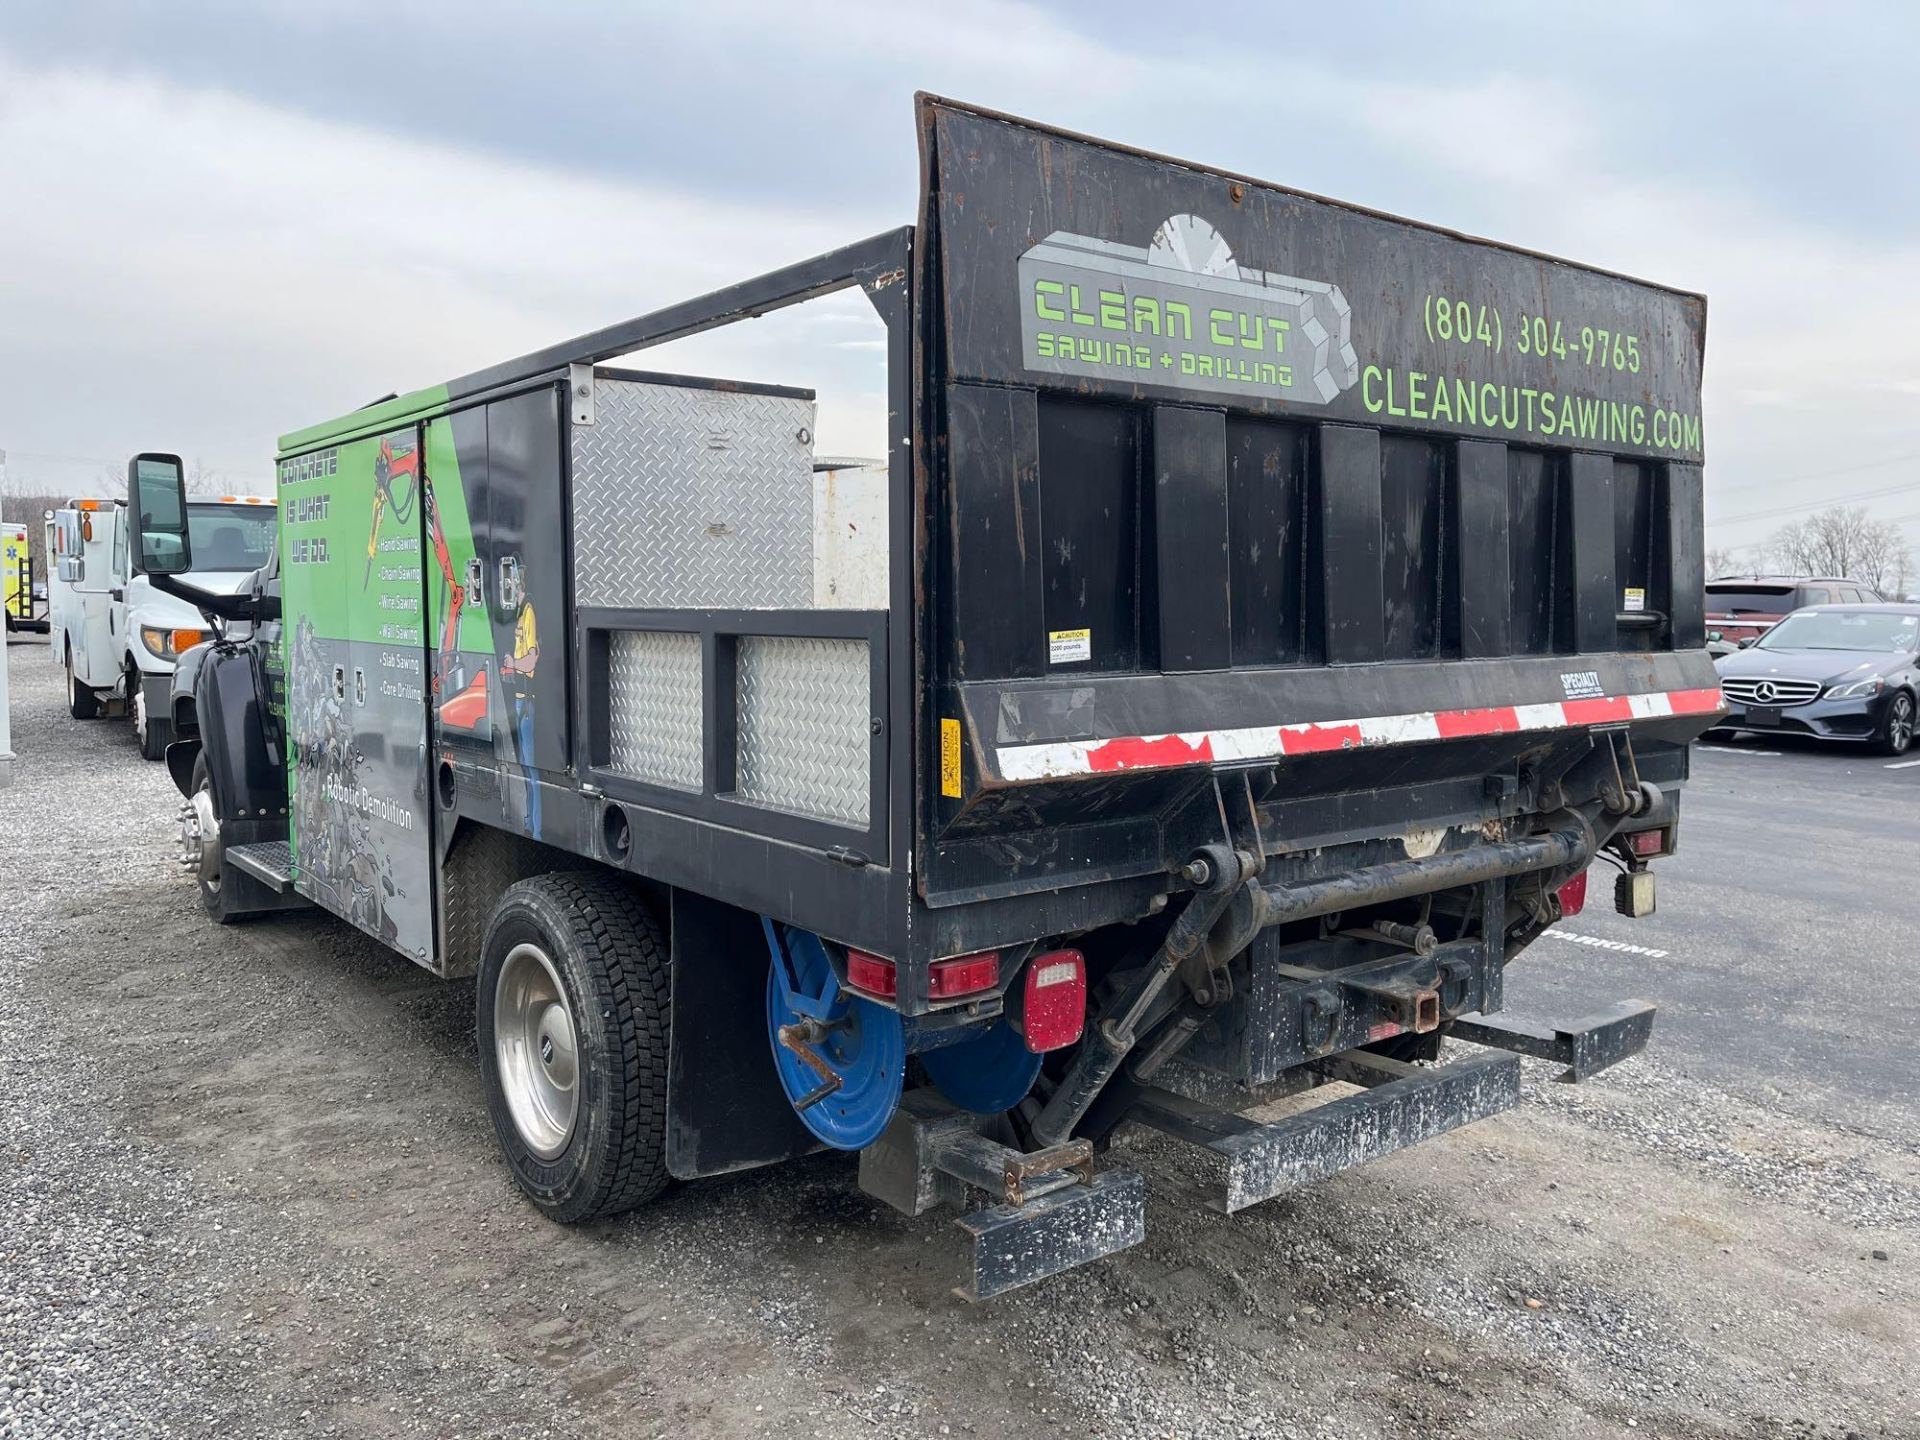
[{"xmin": 48, "ymin": 494, "xmax": 276, "ymax": 758}]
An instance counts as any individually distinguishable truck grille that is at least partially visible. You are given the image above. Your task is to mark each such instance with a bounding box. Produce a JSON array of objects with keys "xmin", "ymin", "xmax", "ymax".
[{"xmin": 1722, "ymin": 677, "xmax": 1821, "ymax": 708}]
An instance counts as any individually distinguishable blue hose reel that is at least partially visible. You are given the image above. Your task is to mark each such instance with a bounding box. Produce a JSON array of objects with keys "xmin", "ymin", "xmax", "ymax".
[
  {"xmin": 762, "ymin": 922, "xmax": 1042, "ymax": 1149},
  {"xmin": 763, "ymin": 920, "xmax": 904, "ymax": 1150}
]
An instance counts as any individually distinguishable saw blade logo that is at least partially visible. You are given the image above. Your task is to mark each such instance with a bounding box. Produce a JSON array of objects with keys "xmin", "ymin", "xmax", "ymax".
[{"xmin": 1018, "ymin": 213, "xmax": 1361, "ymax": 403}]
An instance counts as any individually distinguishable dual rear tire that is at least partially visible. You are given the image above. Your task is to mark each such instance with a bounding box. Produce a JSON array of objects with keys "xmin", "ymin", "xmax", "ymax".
[{"xmin": 476, "ymin": 874, "xmax": 672, "ymax": 1223}]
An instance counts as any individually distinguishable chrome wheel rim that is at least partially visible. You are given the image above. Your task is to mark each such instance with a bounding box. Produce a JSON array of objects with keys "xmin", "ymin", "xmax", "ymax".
[
  {"xmin": 135, "ymin": 689, "xmax": 147, "ymax": 740},
  {"xmin": 1893, "ymin": 697, "xmax": 1914, "ymax": 753},
  {"xmin": 494, "ymin": 943, "xmax": 579, "ymax": 1160},
  {"xmin": 180, "ymin": 781, "xmax": 221, "ymax": 885}
]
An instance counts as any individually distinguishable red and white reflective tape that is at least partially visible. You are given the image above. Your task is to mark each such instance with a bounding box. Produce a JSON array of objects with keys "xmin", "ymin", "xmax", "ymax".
[{"xmin": 993, "ymin": 685, "xmax": 1725, "ymax": 783}]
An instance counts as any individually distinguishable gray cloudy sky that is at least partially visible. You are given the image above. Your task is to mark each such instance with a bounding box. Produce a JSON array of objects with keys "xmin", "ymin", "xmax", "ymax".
[{"xmin": 1, "ymin": 1, "xmax": 1916, "ymax": 563}]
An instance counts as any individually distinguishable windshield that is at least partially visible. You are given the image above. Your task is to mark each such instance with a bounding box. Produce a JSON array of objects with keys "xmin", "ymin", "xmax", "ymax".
[
  {"xmin": 187, "ymin": 503, "xmax": 276, "ymax": 572},
  {"xmin": 1706, "ymin": 587, "xmax": 1795, "ymax": 614},
  {"xmin": 1757, "ymin": 609, "xmax": 1919, "ymax": 653}
]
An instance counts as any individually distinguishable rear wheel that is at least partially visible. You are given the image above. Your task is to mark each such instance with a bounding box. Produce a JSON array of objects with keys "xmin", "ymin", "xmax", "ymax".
[
  {"xmin": 135, "ymin": 685, "xmax": 172, "ymax": 761},
  {"xmin": 477, "ymin": 872, "xmax": 671, "ymax": 1223},
  {"xmin": 1877, "ymin": 691, "xmax": 1915, "ymax": 757},
  {"xmin": 66, "ymin": 655, "xmax": 99, "ymax": 719}
]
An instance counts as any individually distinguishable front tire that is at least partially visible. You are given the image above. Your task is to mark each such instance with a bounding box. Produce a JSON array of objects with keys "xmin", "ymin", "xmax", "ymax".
[
  {"xmin": 184, "ymin": 754, "xmax": 242, "ymax": 924},
  {"xmin": 67, "ymin": 656, "xmax": 99, "ymax": 719},
  {"xmin": 1877, "ymin": 690, "xmax": 1916, "ymax": 757},
  {"xmin": 136, "ymin": 685, "xmax": 172, "ymax": 761},
  {"xmin": 477, "ymin": 872, "xmax": 671, "ymax": 1223}
]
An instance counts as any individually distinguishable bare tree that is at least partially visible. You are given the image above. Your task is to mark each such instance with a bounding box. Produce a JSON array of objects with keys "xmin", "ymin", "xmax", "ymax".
[
  {"xmin": 1767, "ymin": 506, "xmax": 1913, "ymax": 595},
  {"xmin": 1703, "ymin": 545, "xmax": 1743, "ymax": 578}
]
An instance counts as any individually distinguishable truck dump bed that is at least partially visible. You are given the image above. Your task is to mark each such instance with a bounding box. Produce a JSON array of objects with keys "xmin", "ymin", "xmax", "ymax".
[{"xmin": 912, "ymin": 99, "xmax": 1713, "ymax": 934}]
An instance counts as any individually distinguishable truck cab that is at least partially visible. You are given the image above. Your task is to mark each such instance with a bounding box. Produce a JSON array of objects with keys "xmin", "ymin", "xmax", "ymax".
[{"xmin": 50, "ymin": 491, "xmax": 276, "ymax": 757}]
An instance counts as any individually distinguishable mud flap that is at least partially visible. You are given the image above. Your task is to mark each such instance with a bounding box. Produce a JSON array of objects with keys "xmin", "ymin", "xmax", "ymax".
[{"xmin": 1130, "ymin": 1049, "xmax": 1522, "ymax": 1214}]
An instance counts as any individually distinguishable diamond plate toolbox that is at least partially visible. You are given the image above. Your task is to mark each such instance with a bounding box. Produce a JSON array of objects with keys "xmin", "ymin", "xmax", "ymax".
[
  {"xmin": 736, "ymin": 636, "xmax": 870, "ymax": 827},
  {"xmin": 607, "ymin": 629, "xmax": 704, "ymax": 791},
  {"xmin": 572, "ymin": 378, "xmax": 815, "ymax": 609}
]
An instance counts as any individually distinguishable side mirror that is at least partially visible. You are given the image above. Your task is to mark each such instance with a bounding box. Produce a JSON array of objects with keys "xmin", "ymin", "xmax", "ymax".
[
  {"xmin": 1736, "ymin": 636, "xmax": 1757, "ymax": 649},
  {"xmin": 127, "ymin": 453, "xmax": 193, "ymax": 575}
]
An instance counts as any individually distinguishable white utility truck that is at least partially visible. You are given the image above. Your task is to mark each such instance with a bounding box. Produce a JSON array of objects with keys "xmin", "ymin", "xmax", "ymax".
[{"xmin": 48, "ymin": 492, "xmax": 276, "ymax": 758}]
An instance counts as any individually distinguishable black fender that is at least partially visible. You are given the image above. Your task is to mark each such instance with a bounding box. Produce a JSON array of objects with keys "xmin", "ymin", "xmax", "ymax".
[{"xmin": 187, "ymin": 638, "xmax": 286, "ymax": 837}]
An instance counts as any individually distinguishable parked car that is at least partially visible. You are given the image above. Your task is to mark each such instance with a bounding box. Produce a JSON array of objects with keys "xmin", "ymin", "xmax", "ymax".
[
  {"xmin": 1704, "ymin": 576, "xmax": 1882, "ymax": 656},
  {"xmin": 1709, "ymin": 603, "xmax": 1920, "ymax": 754}
]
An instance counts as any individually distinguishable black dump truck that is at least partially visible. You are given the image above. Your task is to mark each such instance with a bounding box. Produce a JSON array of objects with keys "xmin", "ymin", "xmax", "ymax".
[{"xmin": 139, "ymin": 96, "xmax": 1718, "ymax": 1298}]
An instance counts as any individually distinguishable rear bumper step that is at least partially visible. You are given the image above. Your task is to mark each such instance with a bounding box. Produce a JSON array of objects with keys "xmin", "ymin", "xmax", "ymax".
[
  {"xmin": 859, "ymin": 1089, "xmax": 1147, "ymax": 1300},
  {"xmin": 955, "ymin": 1171, "xmax": 1147, "ymax": 1302},
  {"xmin": 1131, "ymin": 1049, "xmax": 1522, "ymax": 1213},
  {"xmin": 1450, "ymin": 999, "xmax": 1656, "ymax": 1082}
]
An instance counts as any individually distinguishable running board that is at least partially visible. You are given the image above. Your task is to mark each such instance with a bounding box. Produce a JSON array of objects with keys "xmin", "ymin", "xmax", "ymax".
[
  {"xmin": 1449, "ymin": 1000, "xmax": 1656, "ymax": 1082},
  {"xmin": 226, "ymin": 841, "xmax": 296, "ymax": 893},
  {"xmin": 1130, "ymin": 1049, "xmax": 1522, "ymax": 1214}
]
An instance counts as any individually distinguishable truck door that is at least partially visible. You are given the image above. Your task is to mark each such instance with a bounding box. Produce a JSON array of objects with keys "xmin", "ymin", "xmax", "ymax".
[
  {"xmin": 279, "ymin": 426, "xmax": 436, "ymax": 967},
  {"xmin": 75, "ymin": 508, "xmax": 120, "ymax": 687}
]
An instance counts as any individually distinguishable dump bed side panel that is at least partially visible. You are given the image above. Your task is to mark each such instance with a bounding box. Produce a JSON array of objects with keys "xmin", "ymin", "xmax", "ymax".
[
  {"xmin": 914, "ymin": 97, "xmax": 1714, "ymax": 909},
  {"xmin": 927, "ymin": 103, "xmax": 1704, "ymax": 461}
]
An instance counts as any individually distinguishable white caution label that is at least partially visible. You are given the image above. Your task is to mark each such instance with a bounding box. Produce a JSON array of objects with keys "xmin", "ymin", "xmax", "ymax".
[{"xmin": 1623, "ymin": 587, "xmax": 1646, "ymax": 612}]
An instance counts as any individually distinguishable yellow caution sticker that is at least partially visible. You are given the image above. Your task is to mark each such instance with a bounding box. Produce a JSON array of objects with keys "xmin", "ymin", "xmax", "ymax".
[
  {"xmin": 1048, "ymin": 627, "xmax": 1092, "ymax": 664},
  {"xmin": 1623, "ymin": 587, "xmax": 1646, "ymax": 613},
  {"xmin": 940, "ymin": 717, "xmax": 963, "ymax": 798}
]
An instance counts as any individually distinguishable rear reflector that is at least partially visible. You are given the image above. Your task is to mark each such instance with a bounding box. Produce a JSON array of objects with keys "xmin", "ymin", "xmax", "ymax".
[
  {"xmin": 846, "ymin": 949, "xmax": 896, "ymax": 999},
  {"xmin": 929, "ymin": 951, "xmax": 1000, "ymax": 999},
  {"xmin": 1626, "ymin": 828, "xmax": 1667, "ymax": 857},
  {"xmin": 1556, "ymin": 870, "xmax": 1589, "ymax": 918},
  {"xmin": 1021, "ymin": 949, "xmax": 1087, "ymax": 1053}
]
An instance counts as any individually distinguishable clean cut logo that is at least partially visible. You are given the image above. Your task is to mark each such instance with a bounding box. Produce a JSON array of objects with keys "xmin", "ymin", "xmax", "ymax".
[{"xmin": 1018, "ymin": 214, "xmax": 1360, "ymax": 403}]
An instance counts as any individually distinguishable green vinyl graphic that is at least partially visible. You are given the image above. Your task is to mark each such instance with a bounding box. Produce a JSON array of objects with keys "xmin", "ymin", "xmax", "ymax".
[
  {"xmin": 277, "ymin": 426, "xmax": 435, "ymax": 963},
  {"xmin": 420, "ymin": 397, "xmax": 565, "ymax": 845}
]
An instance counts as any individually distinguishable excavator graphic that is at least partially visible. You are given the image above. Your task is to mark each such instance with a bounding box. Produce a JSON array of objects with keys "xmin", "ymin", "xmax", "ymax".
[
  {"xmin": 363, "ymin": 436, "xmax": 419, "ymax": 587},
  {"xmin": 424, "ymin": 477, "xmax": 491, "ymax": 739}
]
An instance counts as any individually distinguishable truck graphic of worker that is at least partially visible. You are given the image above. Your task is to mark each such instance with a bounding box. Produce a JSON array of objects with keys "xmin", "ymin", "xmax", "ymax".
[{"xmin": 497, "ymin": 554, "xmax": 540, "ymax": 838}]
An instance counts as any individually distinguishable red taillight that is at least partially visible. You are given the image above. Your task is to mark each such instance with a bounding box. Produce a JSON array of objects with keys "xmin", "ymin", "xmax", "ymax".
[
  {"xmin": 1020, "ymin": 949, "xmax": 1087, "ymax": 1053},
  {"xmin": 1556, "ymin": 870, "xmax": 1588, "ymax": 918},
  {"xmin": 928, "ymin": 951, "xmax": 1000, "ymax": 999},
  {"xmin": 846, "ymin": 950, "xmax": 896, "ymax": 998},
  {"xmin": 1626, "ymin": 829, "xmax": 1666, "ymax": 857}
]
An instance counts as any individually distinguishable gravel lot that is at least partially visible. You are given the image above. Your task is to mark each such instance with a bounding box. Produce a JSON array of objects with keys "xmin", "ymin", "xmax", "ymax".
[{"xmin": 3, "ymin": 633, "xmax": 1916, "ymax": 1439}]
